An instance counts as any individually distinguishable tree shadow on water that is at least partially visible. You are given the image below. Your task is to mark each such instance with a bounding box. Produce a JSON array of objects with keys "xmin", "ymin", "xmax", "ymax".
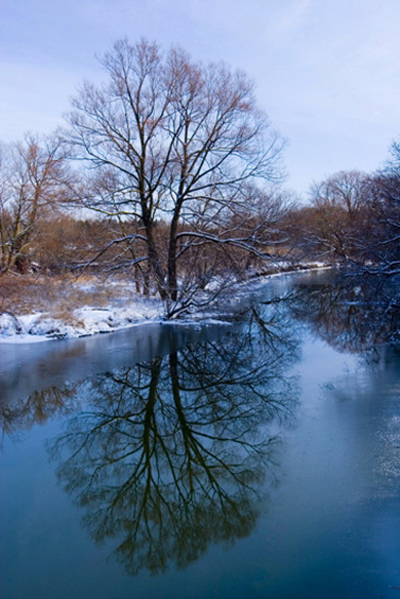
[{"xmin": 46, "ymin": 309, "xmax": 299, "ymax": 576}]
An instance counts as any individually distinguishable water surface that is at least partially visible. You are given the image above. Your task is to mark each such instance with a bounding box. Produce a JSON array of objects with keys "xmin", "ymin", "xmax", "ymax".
[{"xmin": 1, "ymin": 271, "xmax": 400, "ymax": 598}]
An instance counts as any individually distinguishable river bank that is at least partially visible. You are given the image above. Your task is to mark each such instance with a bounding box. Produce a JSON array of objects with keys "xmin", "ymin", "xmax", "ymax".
[{"xmin": 0, "ymin": 262, "xmax": 330, "ymax": 343}]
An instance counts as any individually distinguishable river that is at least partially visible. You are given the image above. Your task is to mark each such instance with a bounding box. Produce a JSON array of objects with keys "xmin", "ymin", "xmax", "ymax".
[{"xmin": 1, "ymin": 270, "xmax": 400, "ymax": 598}]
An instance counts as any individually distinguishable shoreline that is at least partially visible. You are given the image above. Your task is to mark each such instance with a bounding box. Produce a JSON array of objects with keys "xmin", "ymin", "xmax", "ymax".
[{"xmin": 0, "ymin": 264, "xmax": 332, "ymax": 344}]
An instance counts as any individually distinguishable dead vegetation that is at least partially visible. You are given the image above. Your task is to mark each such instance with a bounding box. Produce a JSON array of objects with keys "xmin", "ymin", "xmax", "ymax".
[{"xmin": 0, "ymin": 272, "xmax": 138, "ymax": 319}]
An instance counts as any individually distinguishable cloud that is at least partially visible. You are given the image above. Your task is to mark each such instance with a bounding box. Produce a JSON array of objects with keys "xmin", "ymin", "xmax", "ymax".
[{"xmin": 267, "ymin": 0, "xmax": 317, "ymax": 43}]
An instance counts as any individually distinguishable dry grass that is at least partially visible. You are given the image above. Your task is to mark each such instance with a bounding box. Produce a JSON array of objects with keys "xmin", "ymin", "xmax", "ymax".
[{"xmin": 0, "ymin": 272, "xmax": 138, "ymax": 317}]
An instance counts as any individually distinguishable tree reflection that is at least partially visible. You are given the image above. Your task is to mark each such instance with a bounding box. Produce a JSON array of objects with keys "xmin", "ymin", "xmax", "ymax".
[
  {"xmin": 49, "ymin": 309, "xmax": 298, "ymax": 575},
  {"xmin": 289, "ymin": 272, "xmax": 400, "ymax": 354},
  {"xmin": 0, "ymin": 385, "xmax": 78, "ymax": 441}
]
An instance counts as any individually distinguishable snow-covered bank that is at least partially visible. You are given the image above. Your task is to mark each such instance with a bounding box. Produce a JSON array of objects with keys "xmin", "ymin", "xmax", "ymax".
[
  {"xmin": 0, "ymin": 298, "xmax": 164, "ymax": 343},
  {"xmin": 0, "ymin": 264, "xmax": 331, "ymax": 344}
]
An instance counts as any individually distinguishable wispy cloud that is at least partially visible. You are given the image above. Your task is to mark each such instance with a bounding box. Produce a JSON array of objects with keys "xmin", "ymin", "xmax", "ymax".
[{"xmin": 267, "ymin": 0, "xmax": 317, "ymax": 43}]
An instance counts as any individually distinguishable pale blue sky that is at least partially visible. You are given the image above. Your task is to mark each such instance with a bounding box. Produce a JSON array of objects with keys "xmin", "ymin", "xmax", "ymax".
[{"xmin": 1, "ymin": 0, "xmax": 400, "ymax": 197}]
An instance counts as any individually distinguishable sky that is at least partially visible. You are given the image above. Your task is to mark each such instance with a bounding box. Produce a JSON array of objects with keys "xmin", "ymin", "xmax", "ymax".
[{"xmin": 1, "ymin": 0, "xmax": 400, "ymax": 199}]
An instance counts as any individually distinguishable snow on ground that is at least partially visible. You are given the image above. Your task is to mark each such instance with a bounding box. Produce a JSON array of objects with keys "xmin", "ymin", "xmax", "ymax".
[
  {"xmin": 0, "ymin": 263, "xmax": 332, "ymax": 344},
  {"xmin": 0, "ymin": 297, "xmax": 165, "ymax": 343}
]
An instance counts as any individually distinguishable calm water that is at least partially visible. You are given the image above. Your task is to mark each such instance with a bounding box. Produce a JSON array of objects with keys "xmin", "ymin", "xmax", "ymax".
[{"xmin": 1, "ymin": 271, "xmax": 400, "ymax": 599}]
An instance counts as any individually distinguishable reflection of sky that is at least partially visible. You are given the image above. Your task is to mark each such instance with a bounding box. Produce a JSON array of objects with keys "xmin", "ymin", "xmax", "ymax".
[
  {"xmin": 2, "ymin": 0, "xmax": 400, "ymax": 196},
  {"xmin": 256, "ymin": 333, "xmax": 400, "ymax": 597},
  {"xmin": 371, "ymin": 502, "xmax": 400, "ymax": 588}
]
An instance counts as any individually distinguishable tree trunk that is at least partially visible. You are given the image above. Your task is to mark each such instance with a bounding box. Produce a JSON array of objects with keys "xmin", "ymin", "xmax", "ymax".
[
  {"xmin": 144, "ymin": 221, "xmax": 167, "ymax": 300},
  {"xmin": 167, "ymin": 213, "xmax": 179, "ymax": 302}
]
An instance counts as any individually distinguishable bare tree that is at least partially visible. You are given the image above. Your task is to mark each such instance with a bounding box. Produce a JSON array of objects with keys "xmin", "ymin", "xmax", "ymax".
[
  {"xmin": 312, "ymin": 171, "xmax": 368, "ymax": 216},
  {"xmin": 309, "ymin": 170, "xmax": 371, "ymax": 261},
  {"xmin": 66, "ymin": 38, "xmax": 286, "ymax": 314},
  {"xmin": 286, "ymin": 171, "xmax": 370, "ymax": 264},
  {"xmin": 356, "ymin": 171, "xmax": 400, "ymax": 274},
  {"xmin": 0, "ymin": 134, "xmax": 72, "ymax": 274}
]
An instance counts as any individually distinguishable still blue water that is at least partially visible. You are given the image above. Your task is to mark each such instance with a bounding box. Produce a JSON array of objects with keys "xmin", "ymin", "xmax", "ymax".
[{"xmin": 1, "ymin": 271, "xmax": 400, "ymax": 598}]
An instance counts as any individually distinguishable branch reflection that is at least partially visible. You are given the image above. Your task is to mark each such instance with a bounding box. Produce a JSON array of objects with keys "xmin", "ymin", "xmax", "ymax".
[
  {"xmin": 49, "ymin": 309, "xmax": 299, "ymax": 575},
  {"xmin": 0, "ymin": 385, "xmax": 78, "ymax": 441},
  {"xmin": 289, "ymin": 272, "xmax": 400, "ymax": 354}
]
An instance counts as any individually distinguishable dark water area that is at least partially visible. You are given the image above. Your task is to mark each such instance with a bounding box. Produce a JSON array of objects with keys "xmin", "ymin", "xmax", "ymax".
[{"xmin": 1, "ymin": 270, "xmax": 400, "ymax": 598}]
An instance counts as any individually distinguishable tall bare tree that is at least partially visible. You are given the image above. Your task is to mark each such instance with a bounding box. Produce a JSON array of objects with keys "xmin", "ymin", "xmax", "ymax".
[{"xmin": 66, "ymin": 39, "xmax": 286, "ymax": 313}]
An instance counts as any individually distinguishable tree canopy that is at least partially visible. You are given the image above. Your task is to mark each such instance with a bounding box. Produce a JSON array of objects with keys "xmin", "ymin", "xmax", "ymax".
[{"xmin": 66, "ymin": 38, "xmax": 286, "ymax": 311}]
